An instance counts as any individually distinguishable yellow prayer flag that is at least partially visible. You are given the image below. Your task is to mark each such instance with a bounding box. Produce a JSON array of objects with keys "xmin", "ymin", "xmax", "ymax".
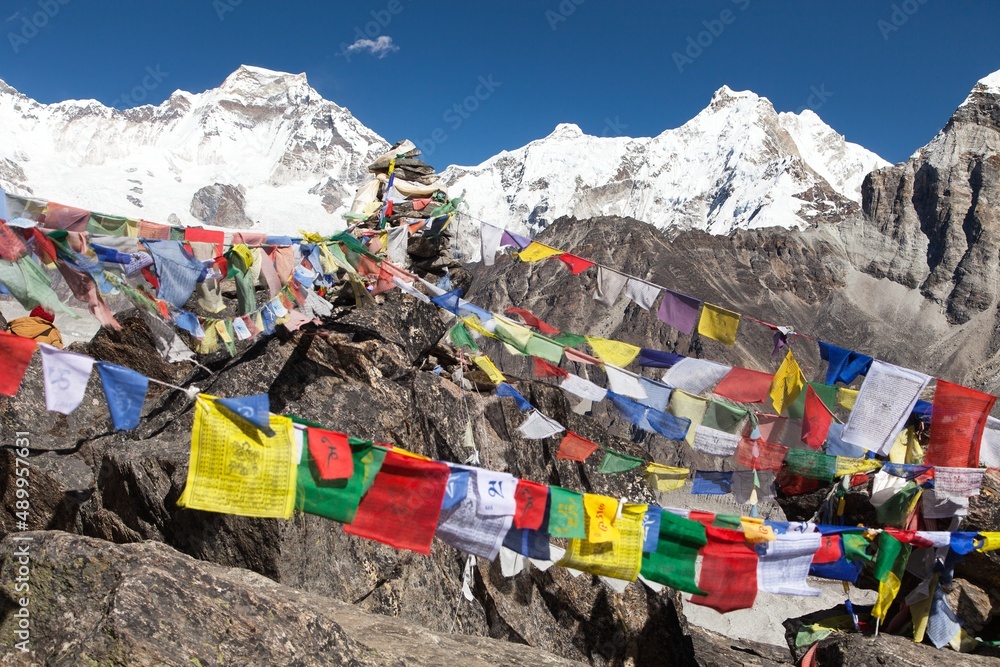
[
  {"xmin": 393, "ymin": 447, "xmax": 430, "ymax": 461},
  {"xmin": 196, "ymin": 322, "xmax": 221, "ymax": 354},
  {"xmin": 872, "ymin": 571, "xmax": 902, "ymax": 622},
  {"xmin": 979, "ymin": 533, "xmax": 1000, "ymax": 551},
  {"xmin": 471, "ymin": 354, "xmax": 506, "ymax": 384},
  {"xmin": 835, "ymin": 457, "xmax": 882, "ymax": 477},
  {"xmin": 697, "ymin": 303, "xmax": 741, "ymax": 347},
  {"xmin": 517, "ymin": 241, "xmax": 564, "ymax": 262},
  {"xmin": 668, "ymin": 389, "xmax": 709, "ymax": 447},
  {"xmin": 583, "ymin": 494, "xmax": 620, "ymax": 543},
  {"xmin": 740, "ymin": 517, "xmax": 776, "ymax": 543},
  {"xmin": 585, "ymin": 337, "xmax": 641, "ymax": 367},
  {"xmin": 769, "ymin": 349, "xmax": 805, "ymax": 415},
  {"xmin": 910, "ymin": 594, "xmax": 932, "ymax": 644},
  {"xmin": 646, "ymin": 463, "xmax": 689, "ymax": 492},
  {"xmin": 837, "ymin": 388, "xmax": 859, "ymax": 410},
  {"xmin": 177, "ymin": 395, "xmax": 298, "ymax": 519},
  {"xmin": 462, "ymin": 315, "xmax": 495, "ymax": 338},
  {"xmin": 557, "ymin": 503, "xmax": 645, "ymax": 582}
]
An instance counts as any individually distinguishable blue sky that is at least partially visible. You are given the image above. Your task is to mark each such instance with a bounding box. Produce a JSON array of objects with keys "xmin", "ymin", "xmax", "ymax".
[{"xmin": 2, "ymin": 1, "xmax": 998, "ymax": 168}]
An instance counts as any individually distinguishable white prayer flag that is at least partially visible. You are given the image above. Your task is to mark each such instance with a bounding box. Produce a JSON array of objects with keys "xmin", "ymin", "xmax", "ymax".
[
  {"xmin": 593, "ymin": 266, "xmax": 628, "ymax": 307},
  {"xmin": 605, "ymin": 364, "xmax": 648, "ymax": 399},
  {"xmin": 692, "ymin": 426, "xmax": 740, "ymax": 456},
  {"xmin": 39, "ymin": 343, "xmax": 95, "ymax": 415},
  {"xmin": 841, "ymin": 361, "xmax": 931, "ymax": 455},
  {"xmin": 662, "ymin": 358, "xmax": 732, "ymax": 396},
  {"xmin": 517, "ymin": 410, "xmax": 565, "ymax": 439},
  {"xmin": 560, "ymin": 373, "xmax": 608, "ymax": 402},
  {"xmin": 386, "ymin": 225, "xmax": 409, "ymax": 265},
  {"xmin": 623, "ymin": 278, "xmax": 662, "ymax": 311},
  {"xmin": 756, "ymin": 532, "xmax": 822, "ymax": 597},
  {"xmin": 481, "ymin": 223, "xmax": 505, "ymax": 266},
  {"xmin": 476, "ymin": 470, "xmax": 518, "ymax": 516}
]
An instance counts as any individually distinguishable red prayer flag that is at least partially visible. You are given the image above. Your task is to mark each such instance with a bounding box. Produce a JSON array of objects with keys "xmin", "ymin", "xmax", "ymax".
[
  {"xmin": 0, "ymin": 332, "xmax": 38, "ymax": 396},
  {"xmin": 184, "ymin": 227, "xmax": 225, "ymax": 257},
  {"xmin": 688, "ymin": 510, "xmax": 716, "ymax": 528},
  {"xmin": 801, "ymin": 386, "xmax": 835, "ymax": 449},
  {"xmin": 506, "ymin": 307, "xmax": 560, "ymax": 335},
  {"xmin": 307, "ymin": 427, "xmax": 354, "ymax": 480},
  {"xmin": 556, "ymin": 253, "xmax": 595, "ymax": 275},
  {"xmin": 689, "ymin": 526, "xmax": 758, "ymax": 613},
  {"xmin": 563, "ymin": 347, "xmax": 602, "ymax": 366},
  {"xmin": 514, "ymin": 479, "xmax": 548, "ymax": 530},
  {"xmin": 712, "ymin": 367, "xmax": 774, "ymax": 403},
  {"xmin": 811, "ymin": 535, "xmax": 843, "ymax": 564},
  {"xmin": 29, "ymin": 228, "xmax": 57, "ymax": 265},
  {"xmin": 40, "ymin": 202, "xmax": 89, "ymax": 233},
  {"xmin": 924, "ymin": 379, "xmax": 997, "ymax": 468},
  {"xmin": 0, "ymin": 221, "xmax": 27, "ymax": 261},
  {"xmin": 557, "ymin": 431, "xmax": 599, "ymax": 462},
  {"xmin": 775, "ymin": 470, "xmax": 821, "ymax": 496},
  {"xmin": 734, "ymin": 437, "xmax": 789, "ymax": 470},
  {"xmin": 138, "ymin": 219, "xmax": 171, "ymax": 240},
  {"xmin": 355, "ymin": 254, "xmax": 381, "ymax": 279},
  {"xmin": 534, "ymin": 357, "xmax": 569, "ymax": 379},
  {"xmin": 344, "ymin": 451, "xmax": 450, "ymax": 555}
]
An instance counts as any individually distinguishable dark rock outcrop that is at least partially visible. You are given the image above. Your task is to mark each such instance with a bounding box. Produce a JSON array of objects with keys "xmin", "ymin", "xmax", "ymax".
[{"xmin": 189, "ymin": 182, "xmax": 254, "ymax": 228}]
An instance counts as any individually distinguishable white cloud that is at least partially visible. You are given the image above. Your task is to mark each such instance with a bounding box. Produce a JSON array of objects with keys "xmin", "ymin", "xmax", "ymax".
[{"xmin": 344, "ymin": 35, "xmax": 399, "ymax": 59}]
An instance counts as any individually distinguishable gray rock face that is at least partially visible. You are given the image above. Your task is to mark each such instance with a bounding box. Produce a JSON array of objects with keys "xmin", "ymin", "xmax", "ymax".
[{"xmin": 189, "ymin": 182, "xmax": 254, "ymax": 228}]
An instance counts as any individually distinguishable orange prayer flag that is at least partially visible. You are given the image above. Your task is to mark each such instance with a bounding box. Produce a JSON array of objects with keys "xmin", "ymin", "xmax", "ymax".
[{"xmin": 558, "ymin": 431, "xmax": 600, "ymax": 462}]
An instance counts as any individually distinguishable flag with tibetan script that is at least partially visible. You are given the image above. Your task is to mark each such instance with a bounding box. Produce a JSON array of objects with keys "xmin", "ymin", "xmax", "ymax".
[
  {"xmin": 586, "ymin": 337, "xmax": 641, "ymax": 367},
  {"xmin": 215, "ymin": 394, "xmax": 274, "ymax": 435},
  {"xmin": 712, "ymin": 367, "xmax": 774, "ymax": 403},
  {"xmin": 645, "ymin": 463, "xmax": 689, "ymax": 492},
  {"xmin": 756, "ymin": 532, "xmax": 822, "ymax": 596},
  {"xmin": 640, "ymin": 509, "xmax": 707, "ymax": 594},
  {"xmin": 924, "ymin": 379, "xmax": 996, "ymax": 468},
  {"xmin": 344, "ymin": 451, "xmax": 450, "ymax": 555},
  {"xmin": 306, "ymin": 427, "xmax": 353, "ymax": 480},
  {"xmin": 518, "ymin": 241, "xmax": 563, "ymax": 262},
  {"xmin": 548, "ymin": 485, "xmax": 586, "ymax": 539},
  {"xmin": 297, "ymin": 439, "xmax": 388, "ymax": 524},
  {"xmin": 38, "ymin": 343, "xmax": 94, "ymax": 414},
  {"xmin": 558, "ymin": 503, "xmax": 646, "ymax": 582},
  {"xmin": 818, "ymin": 341, "xmax": 872, "ymax": 385},
  {"xmin": 513, "ymin": 479, "xmax": 548, "ymax": 530},
  {"xmin": 557, "ymin": 431, "xmax": 600, "ymax": 462},
  {"xmin": 689, "ymin": 526, "xmax": 758, "ymax": 613},
  {"xmin": 95, "ymin": 361, "xmax": 148, "ymax": 430},
  {"xmin": 698, "ymin": 303, "xmax": 740, "ymax": 346},
  {"xmin": 841, "ymin": 361, "xmax": 931, "ymax": 456},
  {"xmin": 517, "ymin": 409, "xmax": 564, "ymax": 439},
  {"xmin": 584, "ymin": 494, "xmax": 620, "ymax": 543},
  {"xmin": 178, "ymin": 395, "xmax": 298, "ymax": 519},
  {"xmin": 435, "ymin": 468, "xmax": 513, "ymax": 561},
  {"xmin": 599, "ymin": 448, "xmax": 645, "ymax": 474},
  {"xmin": 735, "ymin": 437, "xmax": 789, "ymax": 470},
  {"xmin": 557, "ymin": 253, "xmax": 594, "ymax": 275}
]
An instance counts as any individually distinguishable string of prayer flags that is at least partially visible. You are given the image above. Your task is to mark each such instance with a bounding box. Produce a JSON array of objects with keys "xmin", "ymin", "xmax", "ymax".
[
  {"xmin": 872, "ymin": 531, "xmax": 911, "ymax": 622},
  {"xmin": 662, "ymin": 358, "xmax": 732, "ymax": 396},
  {"xmin": 645, "ymin": 463, "xmax": 689, "ymax": 492},
  {"xmin": 586, "ymin": 337, "xmax": 641, "ymax": 367},
  {"xmin": 692, "ymin": 471, "xmax": 733, "ymax": 495},
  {"xmin": 623, "ymin": 278, "xmax": 661, "ymax": 311},
  {"xmin": 449, "ymin": 322, "xmax": 478, "ymax": 351},
  {"xmin": 656, "ymin": 290, "xmax": 701, "ymax": 334},
  {"xmin": 599, "ymin": 449, "xmax": 645, "ymax": 474},
  {"xmin": 637, "ymin": 348, "xmax": 685, "ymax": 369},
  {"xmin": 818, "ymin": 341, "xmax": 873, "ymax": 385},
  {"xmin": 735, "ymin": 437, "xmax": 789, "ymax": 470},
  {"xmin": 639, "ymin": 509, "xmax": 707, "ymax": 594},
  {"xmin": 924, "ymin": 380, "xmax": 996, "ymax": 468},
  {"xmin": 513, "ymin": 479, "xmax": 548, "ymax": 530},
  {"xmin": 559, "ymin": 373, "xmax": 607, "ymax": 402},
  {"xmin": 517, "ymin": 409, "xmax": 565, "ymax": 440},
  {"xmin": 344, "ymin": 451, "xmax": 450, "ymax": 555},
  {"xmin": 556, "ymin": 252, "xmax": 594, "ymax": 275},
  {"xmin": 712, "ymin": 367, "xmax": 774, "ymax": 403},
  {"xmin": 306, "ymin": 427, "xmax": 353, "ymax": 480},
  {"xmin": 548, "ymin": 486, "xmax": 586, "ymax": 539},
  {"xmin": 841, "ymin": 361, "xmax": 931, "ymax": 456},
  {"xmin": 559, "ymin": 503, "xmax": 645, "ymax": 582},
  {"xmin": 557, "ymin": 431, "xmax": 601, "ymax": 462},
  {"xmin": 436, "ymin": 468, "xmax": 513, "ymax": 561},
  {"xmin": 533, "ymin": 357, "xmax": 568, "ymax": 379},
  {"xmin": 505, "ymin": 307, "xmax": 561, "ymax": 335},
  {"xmin": 518, "ymin": 241, "xmax": 564, "ymax": 262},
  {"xmin": 496, "ymin": 383, "xmax": 533, "ymax": 411},
  {"xmin": 95, "ymin": 362, "xmax": 148, "ymax": 430},
  {"xmin": 0, "ymin": 332, "xmax": 37, "ymax": 396},
  {"xmin": 471, "ymin": 354, "xmax": 506, "ymax": 385},
  {"xmin": 178, "ymin": 395, "xmax": 297, "ymax": 519},
  {"xmin": 297, "ymin": 438, "xmax": 388, "ymax": 524},
  {"xmin": 593, "ymin": 266, "xmax": 629, "ymax": 307},
  {"xmin": 38, "ymin": 343, "xmax": 94, "ymax": 415},
  {"xmin": 801, "ymin": 386, "xmax": 836, "ymax": 449},
  {"xmin": 480, "ymin": 223, "xmax": 505, "ymax": 266},
  {"xmin": 769, "ymin": 349, "xmax": 806, "ymax": 415},
  {"xmin": 689, "ymin": 526, "xmax": 758, "ymax": 613},
  {"xmin": 698, "ymin": 303, "xmax": 741, "ymax": 347},
  {"xmin": 756, "ymin": 533, "xmax": 822, "ymax": 596},
  {"xmin": 430, "ymin": 288, "xmax": 463, "ymax": 315},
  {"xmin": 500, "ymin": 229, "xmax": 532, "ymax": 250}
]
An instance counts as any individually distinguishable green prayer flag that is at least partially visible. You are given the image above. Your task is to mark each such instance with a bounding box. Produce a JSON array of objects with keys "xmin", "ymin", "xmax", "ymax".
[
  {"xmin": 449, "ymin": 322, "xmax": 479, "ymax": 351},
  {"xmin": 712, "ymin": 513, "xmax": 744, "ymax": 530},
  {"xmin": 875, "ymin": 482, "xmax": 922, "ymax": 528},
  {"xmin": 330, "ymin": 232, "xmax": 377, "ymax": 259},
  {"xmin": 296, "ymin": 439, "xmax": 387, "ymax": 524},
  {"xmin": 524, "ymin": 332, "xmax": 565, "ymax": 364},
  {"xmin": 0, "ymin": 256, "xmax": 73, "ymax": 316},
  {"xmin": 87, "ymin": 212, "xmax": 129, "ymax": 236},
  {"xmin": 841, "ymin": 531, "xmax": 873, "ymax": 564},
  {"xmin": 548, "ymin": 486, "xmax": 586, "ymax": 539},
  {"xmin": 598, "ymin": 448, "xmax": 644, "ymax": 474},
  {"xmin": 787, "ymin": 382, "xmax": 839, "ymax": 420},
  {"xmin": 551, "ymin": 332, "xmax": 587, "ymax": 348},
  {"xmin": 873, "ymin": 531, "xmax": 908, "ymax": 582},
  {"xmin": 784, "ymin": 448, "xmax": 837, "ymax": 482},
  {"xmin": 639, "ymin": 510, "xmax": 707, "ymax": 595},
  {"xmin": 701, "ymin": 400, "xmax": 749, "ymax": 433}
]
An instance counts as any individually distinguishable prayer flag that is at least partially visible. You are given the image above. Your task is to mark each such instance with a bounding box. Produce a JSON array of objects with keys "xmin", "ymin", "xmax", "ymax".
[
  {"xmin": 784, "ymin": 448, "xmax": 837, "ymax": 483},
  {"xmin": 584, "ymin": 494, "xmax": 620, "ymax": 543},
  {"xmin": 436, "ymin": 468, "xmax": 513, "ymax": 561},
  {"xmin": 0, "ymin": 332, "xmax": 37, "ymax": 396},
  {"xmin": 698, "ymin": 303, "xmax": 740, "ymax": 346},
  {"xmin": 924, "ymin": 379, "xmax": 996, "ymax": 468},
  {"xmin": 560, "ymin": 373, "xmax": 607, "ymax": 402},
  {"xmin": 599, "ymin": 449, "xmax": 645, "ymax": 474},
  {"xmin": 801, "ymin": 386, "xmax": 835, "ymax": 449},
  {"xmin": 623, "ymin": 278, "xmax": 661, "ymax": 311},
  {"xmin": 769, "ymin": 349, "xmax": 805, "ymax": 415},
  {"xmin": 689, "ymin": 526, "xmax": 758, "ymax": 613},
  {"xmin": 818, "ymin": 341, "xmax": 872, "ymax": 385},
  {"xmin": 306, "ymin": 427, "xmax": 353, "ymax": 480},
  {"xmin": 449, "ymin": 322, "xmax": 479, "ymax": 351},
  {"xmin": 563, "ymin": 346, "xmax": 602, "ymax": 365},
  {"xmin": 548, "ymin": 486, "xmax": 586, "ymax": 539},
  {"xmin": 557, "ymin": 253, "xmax": 594, "ymax": 274},
  {"xmin": 712, "ymin": 367, "xmax": 774, "ymax": 403},
  {"xmin": 534, "ymin": 357, "xmax": 568, "ymax": 379},
  {"xmin": 215, "ymin": 394, "xmax": 274, "ymax": 435},
  {"xmin": 517, "ymin": 409, "xmax": 564, "ymax": 439},
  {"xmin": 496, "ymin": 383, "xmax": 533, "ymax": 411},
  {"xmin": 345, "ymin": 451, "xmax": 450, "ymax": 555},
  {"xmin": 667, "ymin": 390, "xmax": 708, "ymax": 446},
  {"xmin": 500, "ymin": 230, "xmax": 531, "ymax": 249},
  {"xmin": 692, "ymin": 471, "xmax": 733, "ymax": 495},
  {"xmin": 480, "ymin": 223, "xmax": 504, "ymax": 266},
  {"xmin": 639, "ymin": 509, "xmax": 707, "ymax": 594},
  {"xmin": 514, "ymin": 479, "xmax": 548, "ymax": 530},
  {"xmin": 296, "ymin": 439, "xmax": 388, "ymax": 524},
  {"xmin": 656, "ymin": 290, "xmax": 701, "ymax": 334},
  {"xmin": 644, "ymin": 408, "xmax": 692, "ymax": 441},
  {"xmin": 872, "ymin": 531, "xmax": 911, "ymax": 622},
  {"xmin": 471, "ymin": 354, "xmax": 506, "ymax": 384},
  {"xmin": 604, "ymin": 364, "xmax": 647, "ymax": 399},
  {"xmin": 787, "ymin": 382, "xmax": 838, "ymax": 420},
  {"xmin": 557, "ymin": 431, "xmax": 600, "ymax": 462},
  {"xmin": 586, "ymin": 337, "xmax": 640, "ymax": 367},
  {"xmin": 841, "ymin": 361, "xmax": 931, "ymax": 455},
  {"xmin": 837, "ymin": 388, "xmax": 859, "ymax": 411},
  {"xmin": 430, "ymin": 288, "xmax": 463, "ymax": 315},
  {"xmin": 593, "ymin": 266, "xmax": 628, "ymax": 307},
  {"xmin": 524, "ymin": 333, "xmax": 565, "ymax": 364},
  {"xmin": 645, "ymin": 463, "xmax": 689, "ymax": 492},
  {"xmin": 505, "ymin": 307, "xmax": 560, "ymax": 335},
  {"xmin": 96, "ymin": 361, "xmax": 148, "ymax": 430},
  {"xmin": 662, "ymin": 358, "xmax": 732, "ymax": 396},
  {"xmin": 638, "ymin": 348, "xmax": 685, "ymax": 369},
  {"xmin": 178, "ymin": 395, "xmax": 297, "ymax": 519},
  {"xmin": 145, "ymin": 240, "xmax": 204, "ymax": 309},
  {"xmin": 476, "ymin": 469, "xmax": 518, "ymax": 516},
  {"xmin": 756, "ymin": 533, "xmax": 821, "ymax": 596},
  {"xmin": 38, "ymin": 343, "xmax": 94, "ymax": 414},
  {"xmin": 735, "ymin": 437, "xmax": 789, "ymax": 470},
  {"xmin": 518, "ymin": 241, "xmax": 564, "ymax": 262},
  {"xmin": 558, "ymin": 503, "xmax": 646, "ymax": 582}
]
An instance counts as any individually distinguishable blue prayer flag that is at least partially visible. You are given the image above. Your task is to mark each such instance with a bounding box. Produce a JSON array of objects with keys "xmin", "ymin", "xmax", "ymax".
[
  {"xmin": 145, "ymin": 240, "xmax": 205, "ymax": 308},
  {"xmin": 442, "ymin": 469, "xmax": 471, "ymax": 510},
  {"xmin": 642, "ymin": 506, "xmax": 662, "ymax": 553},
  {"xmin": 216, "ymin": 394, "xmax": 274, "ymax": 435},
  {"xmin": 817, "ymin": 341, "xmax": 873, "ymax": 385},
  {"xmin": 173, "ymin": 310, "xmax": 204, "ymax": 339},
  {"xmin": 430, "ymin": 288, "xmax": 463, "ymax": 315},
  {"xmin": 637, "ymin": 348, "xmax": 685, "ymax": 369},
  {"xmin": 691, "ymin": 471, "xmax": 732, "ymax": 495},
  {"xmin": 502, "ymin": 528, "xmax": 550, "ymax": 560},
  {"xmin": 644, "ymin": 408, "xmax": 691, "ymax": 441},
  {"xmin": 96, "ymin": 362, "xmax": 149, "ymax": 431},
  {"xmin": 496, "ymin": 383, "xmax": 533, "ymax": 412}
]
